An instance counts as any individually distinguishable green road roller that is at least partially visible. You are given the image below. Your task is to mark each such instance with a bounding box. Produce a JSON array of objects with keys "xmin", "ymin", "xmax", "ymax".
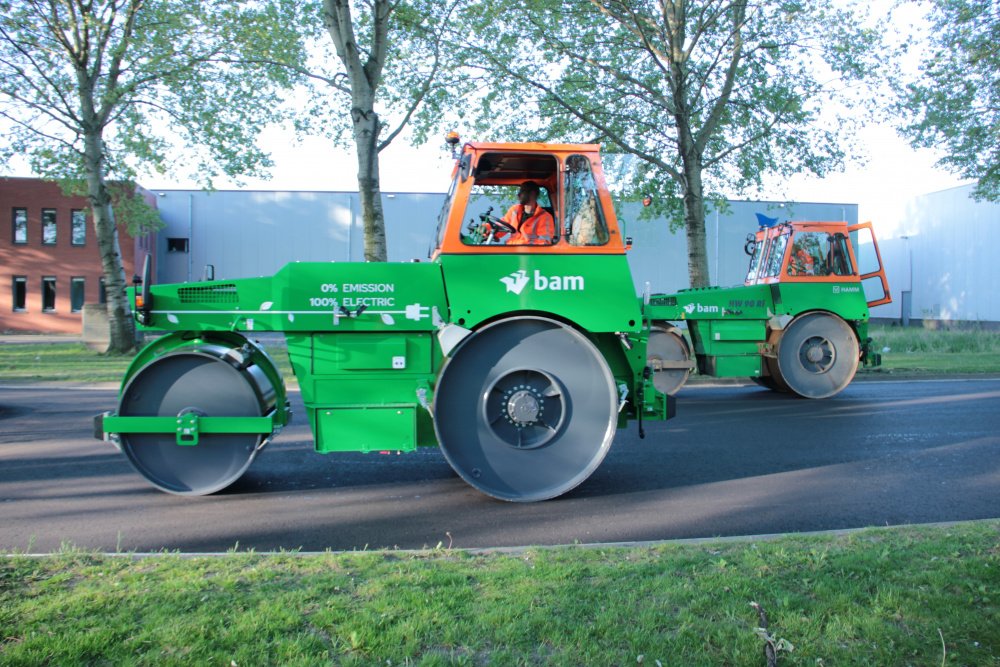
[{"xmin": 95, "ymin": 140, "xmax": 889, "ymax": 500}]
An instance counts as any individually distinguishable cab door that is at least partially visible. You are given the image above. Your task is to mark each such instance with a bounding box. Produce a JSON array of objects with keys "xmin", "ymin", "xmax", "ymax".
[{"xmin": 848, "ymin": 222, "xmax": 892, "ymax": 308}]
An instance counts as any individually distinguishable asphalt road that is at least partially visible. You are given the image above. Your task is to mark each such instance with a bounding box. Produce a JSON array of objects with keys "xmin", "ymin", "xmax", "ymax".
[{"xmin": 1, "ymin": 379, "xmax": 998, "ymax": 553}]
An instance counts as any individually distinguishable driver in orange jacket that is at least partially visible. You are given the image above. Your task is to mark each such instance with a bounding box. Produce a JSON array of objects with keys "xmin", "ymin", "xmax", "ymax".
[{"xmin": 487, "ymin": 181, "xmax": 555, "ymax": 245}]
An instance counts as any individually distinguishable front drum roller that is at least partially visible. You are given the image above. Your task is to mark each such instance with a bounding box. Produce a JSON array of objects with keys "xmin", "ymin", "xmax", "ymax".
[
  {"xmin": 774, "ymin": 312, "xmax": 860, "ymax": 399},
  {"xmin": 116, "ymin": 341, "xmax": 280, "ymax": 495},
  {"xmin": 433, "ymin": 317, "xmax": 618, "ymax": 502}
]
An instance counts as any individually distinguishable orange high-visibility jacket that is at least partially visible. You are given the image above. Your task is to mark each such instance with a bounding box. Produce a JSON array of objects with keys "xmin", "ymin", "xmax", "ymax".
[{"xmin": 498, "ymin": 204, "xmax": 555, "ymax": 246}]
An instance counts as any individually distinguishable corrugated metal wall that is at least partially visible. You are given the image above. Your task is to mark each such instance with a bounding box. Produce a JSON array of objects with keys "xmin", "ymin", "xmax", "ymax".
[
  {"xmin": 871, "ymin": 183, "xmax": 1000, "ymax": 325},
  {"xmin": 153, "ymin": 189, "xmax": 856, "ymax": 298}
]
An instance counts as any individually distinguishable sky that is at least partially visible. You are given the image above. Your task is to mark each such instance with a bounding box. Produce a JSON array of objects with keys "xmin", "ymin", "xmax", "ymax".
[
  {"xmin": 131, "ymin": 0, "xmax": 970, "ymax": 243},
  {"xmin": 6, "ymin": 0, "xmax": 973, "ymax": 242}
]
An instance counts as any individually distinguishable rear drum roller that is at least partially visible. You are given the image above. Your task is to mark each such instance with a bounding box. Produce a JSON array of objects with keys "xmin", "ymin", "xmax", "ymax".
[
  {"xmin": 433, "ymin": 317, "xmax": 617, "ymax": 502},
  {"xmin": 647, "ymin": 326, "xmax": 691, "ymax": 395},
  {"xmin": 117, "ymin": 345, "xmax": 277, "ymax": 495},
  {"xmin": 775, "ymin": 312, "xmax": 859, "ymax": 399}
]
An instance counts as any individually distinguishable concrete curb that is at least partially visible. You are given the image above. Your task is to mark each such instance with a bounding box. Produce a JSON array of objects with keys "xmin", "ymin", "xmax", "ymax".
[{"xmin": 4, "ymin": 519, "xmax": 996, "ymax": 559}]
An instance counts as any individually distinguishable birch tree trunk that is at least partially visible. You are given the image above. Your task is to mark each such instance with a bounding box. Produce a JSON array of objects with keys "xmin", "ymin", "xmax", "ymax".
[
  {"xmin": 681, "ymin": 160, "xmax": 711, "ymax": 289},
  {"xmin": 83, "ymin": 130, "xmax": 137, "ymax": 353},
  {"xmin": 324, "ymin": 0, "xmax": 390, "ymax": 262},
  {"xmin": 353, "ymin": 106, "xmax": 388, "ymax": 262}
]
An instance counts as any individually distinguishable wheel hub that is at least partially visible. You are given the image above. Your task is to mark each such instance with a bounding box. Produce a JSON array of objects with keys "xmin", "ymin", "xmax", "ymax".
[
  {"xmin": 483, "ymin": 369, "xmax": 565, "ymax": 450},
  {"xmin": 506, "ymin": 389, "xmax": 540, "ymax": 424},
  {"xmin": 798, "ymin": 335, "xmax": 836, "ymax": 373}
]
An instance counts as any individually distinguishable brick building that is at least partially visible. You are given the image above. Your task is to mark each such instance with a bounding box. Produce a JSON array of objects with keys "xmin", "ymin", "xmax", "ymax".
[{"xmin": 1, "ymin": 177, "xmax": 156, "ymax": 333}]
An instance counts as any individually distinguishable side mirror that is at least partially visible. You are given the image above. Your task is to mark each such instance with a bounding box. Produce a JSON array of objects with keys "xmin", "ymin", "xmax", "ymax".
[{"xmin": 202, "ymin": 264, "xmax": 215, "ymax": 281}]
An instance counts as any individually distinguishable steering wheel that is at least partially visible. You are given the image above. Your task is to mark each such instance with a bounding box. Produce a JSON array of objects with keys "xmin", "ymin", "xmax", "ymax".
[{"xmin": 482, "ymin": 212, "xmax": 515, "ymax": 234}]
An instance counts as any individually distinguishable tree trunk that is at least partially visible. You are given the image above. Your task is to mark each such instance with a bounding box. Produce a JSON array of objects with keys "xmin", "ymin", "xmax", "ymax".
[
  {"xmin": 679, "ymin": 141, "xmax": 712, "ymax": 288},
  {"xmin": 83, "ymin": 130, "xmax": 138, "ymax": 354},
  {"xmin": 353, "ymin": 106, "xmax": 388, "ymax": 262}
]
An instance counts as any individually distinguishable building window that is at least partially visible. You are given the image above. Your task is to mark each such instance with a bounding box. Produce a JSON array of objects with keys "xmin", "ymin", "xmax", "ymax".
[
  {"xmin": 99, "ymin": 277, "xmax": 107, "ymax": 304},
  {"xmin": 12, "ymin": 277, "xmax": 27, "ymax": 312},
  {"xmin": 42, "ymin": 209, "xmax": 57, "ymax": 245},
  {"xmin": 71, "ymin": 277, "xmax": 85, "ymax": 312},
  {"xmin": 71, "ymin": 210, "xmax": 86, "ymax": 245},
  {"xmin": 42, "ymin": 277, "xmax": 56, "ymax": 312},
  {"xmin": 12, "ymin": 208, "xmax": 27, "ymax": 245},
  {"xmin": 167, "ymin": 237, "xmax": 189, "ymax": 252}
]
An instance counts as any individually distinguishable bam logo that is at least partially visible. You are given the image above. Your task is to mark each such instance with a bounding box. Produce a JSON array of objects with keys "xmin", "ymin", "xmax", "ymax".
[
  {"xmin": 534, "ymin": 270, "xmax": 584, "ymax": 291},
  {"xmin": 500, "ymin": 270, "xmax": 530, "ymax": 294},
  {"xmin": 500, "ymin": 269, "xmax": 585, "ymax": 295},
  {"xmin": 683, "ymin": 303, "xmax": 719, "ymax": 314}
]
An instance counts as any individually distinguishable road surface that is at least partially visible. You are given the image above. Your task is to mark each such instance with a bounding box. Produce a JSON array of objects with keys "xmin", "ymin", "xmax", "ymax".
[{"xmin": 1, "ymin": 379, "xmax": 998, "ymax": 552}]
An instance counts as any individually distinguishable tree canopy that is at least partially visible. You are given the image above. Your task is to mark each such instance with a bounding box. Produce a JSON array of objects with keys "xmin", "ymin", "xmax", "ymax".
[
  {"xmin": 897, "ymin": 0, "xmax": 1000, "ymax": 200},
  {"xmin": 0, "ymin": 0, "xmax": 302, "ymax": 352},
  {"xmin": 465, "ymin": 0, "xmax": 885, "ymax": 287},
  {"xmin": 261, "ymin": 0, "xmax": 472, "ymax": 261}
]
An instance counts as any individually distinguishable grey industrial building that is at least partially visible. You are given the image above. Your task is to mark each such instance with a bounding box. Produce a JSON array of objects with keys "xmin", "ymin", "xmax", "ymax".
[
  {"xmin": 869, "ymin": 183, "xmax": 1000, "ymax": 327},
  {"xmin": 152, "ymin": 188, "xmax": 857, "ymax": 301}
]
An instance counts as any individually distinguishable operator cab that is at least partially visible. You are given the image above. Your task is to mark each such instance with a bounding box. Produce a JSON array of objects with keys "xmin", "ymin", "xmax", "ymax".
[
  {"xmin": 745, "ymin": 220, "xmax": 891, "ymax": 307},
  {"xmin": 430, "ymin": 142, "xmax": 626, "ymax": 258}
]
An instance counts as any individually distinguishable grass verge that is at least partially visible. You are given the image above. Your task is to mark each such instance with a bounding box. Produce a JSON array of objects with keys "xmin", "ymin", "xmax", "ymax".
[
  {"xmin": 2, "ymin": 522, "xmax": 998, "ymax": 666},
  {"xmin": 1, "ymin": 325, "xmax": 998, "ymax": 383},
  {"xmin": 0, "ymin": 342, "xmax": 295, "ymax": 383},
  {"xmin": 866, "ymin": 325, "xmax": 1000, "ymax": 375}
]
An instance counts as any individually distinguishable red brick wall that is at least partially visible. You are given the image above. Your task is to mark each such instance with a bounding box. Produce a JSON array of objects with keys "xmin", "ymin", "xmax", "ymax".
[{"xmin": 0, "ymin": 177, "xmax": 157, "ymax": 333}]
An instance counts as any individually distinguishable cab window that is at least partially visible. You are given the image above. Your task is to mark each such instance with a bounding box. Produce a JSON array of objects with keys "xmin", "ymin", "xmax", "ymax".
[
  {"xmin": 762, "ymin": 232, "xmax": 789, "ymax": 278},
  {"xmin": 460, "ymin": 183, "xmax": 554, "ymax": 246},
  {"xmin": 431, "ymin": 170, "xmax": 461, "ymax": 254},
  {"xmin": 458, "ymin": 151, "xmax": 558, "ymax": 246},
  {"xmin": 745, "ymin": 236, "xmax": 766, "ymax": 283},
  {"xmin": 564, "ymin": 155, "xmax": 609, "ymax": 246},
  {"xmin": 787, "ymin": 231, "xmax": 856, "ymax": 277}
]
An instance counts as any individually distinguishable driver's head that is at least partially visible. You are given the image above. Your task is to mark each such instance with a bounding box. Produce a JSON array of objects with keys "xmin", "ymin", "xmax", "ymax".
[{"xmin": 517, "ymin": 180, "xmax": 541, "ymax": 207}]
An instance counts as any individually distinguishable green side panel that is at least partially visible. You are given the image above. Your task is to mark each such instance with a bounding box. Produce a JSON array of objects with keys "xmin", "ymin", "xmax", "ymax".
[
  {"xmin": 648, "ymin": 285, "xmax": 773, "ymax": 323},
  {"xmin": 316, "ymin": 407, "xmax": 417, "ymax": 453},
  {"xmin": 312, "ymin": 333, "xmax": 433, "ymax": 374},
  {"xmin": 438, "ymin": 254, "xmax": 642, "ymax": 332},
  {"xmin": 139, "ymin": 262, "xmax": 448, "ymax": 333},
  {"xmin": 772, "ymin": 283, "xmax": 870, "ymax": 321},
  {"xmin": 287, "ymin": 332, "xmax": 438, "ymax": 408},
  {"xmin": 702, "ymin": 319, "xmax": 766, "ymax": 341},
  {"xmin": 308, "ymin": 379, "xmax": 428, "ymax": 407},
  {"xmin": 705, "ymin": 355, "xmax": 762, "ymax": 377}
]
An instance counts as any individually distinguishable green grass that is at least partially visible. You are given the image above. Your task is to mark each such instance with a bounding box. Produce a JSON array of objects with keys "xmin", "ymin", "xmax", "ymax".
[
  {"xmin": 866, "ymin": 325, "xmax": 1000, "ymax": 375},
  {"xmin": 0, "ymin": 342, "xmax": 295, "ymax": 383},
  {"xmin": 2, "ymin": 522, "xmax": 998, "ymax": 666}
]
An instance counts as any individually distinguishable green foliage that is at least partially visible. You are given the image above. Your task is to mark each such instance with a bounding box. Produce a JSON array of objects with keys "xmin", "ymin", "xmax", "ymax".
[
  {"xmin": 0, "ymin": 0, "xmax": 305, "ymax": 188},
  {"xmin": 2, "ymin": 523, "xmax": 998, "ymax": 665},
  {"xmin": 461, "ymin": 0, "xmax": 886, "ymax": 233},
  {"xmin": 289, "ymin": 0, "xmax": 475, "ymax": 152},
  {"xmin": 896, "ymin": 0, "xmax": 1000, "ymax": 200},
  {"xmin": 57, "ymin": 180, "xmax": 163, "ymax": 236}
]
